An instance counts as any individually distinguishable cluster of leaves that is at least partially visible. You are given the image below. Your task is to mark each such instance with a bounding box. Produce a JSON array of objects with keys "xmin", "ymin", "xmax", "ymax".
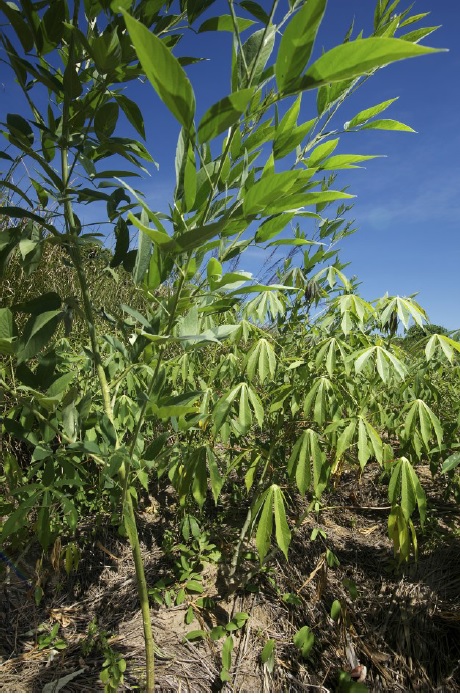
[{"xmin": 0, "ymin": 0, "xmax": 458, "ymax": 688}]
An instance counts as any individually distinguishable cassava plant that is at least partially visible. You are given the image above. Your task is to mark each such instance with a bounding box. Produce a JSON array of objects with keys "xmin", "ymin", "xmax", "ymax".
[{"xmin": 1, "ymin": 0, "xmax": 457, "ymax": 690}]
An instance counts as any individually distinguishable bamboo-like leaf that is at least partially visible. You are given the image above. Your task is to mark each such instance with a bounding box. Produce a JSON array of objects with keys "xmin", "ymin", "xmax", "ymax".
[
  {"xmin": 198, "ymin": 15, "xmax": 255, "ymax": 33},
  {"xmin": 276, "ymin": 0, "xmax": 327, "ymax": 91},
  {"xmin": 122, "ymin": 11, "xmax": 195, "ymax": 130},
  {"xmin": 307, "ymin": 138, "xmax": 339, "ymax": 166},
  {"xmin": 198, "ymin": 88, "xmax": 254, "ymax": 143},
  {"xmin": 360, "ymin": 118, "xmax": 415, "ymax": 132},
  {"xmin": 273, "ymin": 485, "xmax": 291, "ymax": 559},
  {"xmin": 289, "ymin": 38, "xmax": 444, "ymax": 93},
  {"xmin": 346, "ymin": 97, "xmax": 398, "ymax": 128}
]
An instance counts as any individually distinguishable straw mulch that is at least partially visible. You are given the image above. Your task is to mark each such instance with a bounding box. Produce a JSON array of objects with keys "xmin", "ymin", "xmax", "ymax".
[{"xmin": 1, "ymin": 463, "xmax": 459, "ymax": 693}]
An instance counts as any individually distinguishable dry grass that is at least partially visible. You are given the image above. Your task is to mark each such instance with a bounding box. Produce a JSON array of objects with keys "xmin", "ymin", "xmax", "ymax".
[{"xmin": 1, "ymin": 463, "xmax": 459, "ymax": 693}]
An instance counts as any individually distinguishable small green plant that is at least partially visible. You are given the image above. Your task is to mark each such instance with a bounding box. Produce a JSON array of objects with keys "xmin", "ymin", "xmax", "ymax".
[
  {"xmin": 185, "ymin": 611, "xmax": 250, "ymax": 683},
  {"xmin": 260, "ymin": 638, "xmax": 276, "ymax": 674},
  {"xmin": 293, "ymin": 625, "xmax": 315, "ymax": 659},
  {"xmin": 81, "ymin": 619, "xmax": 127, "ymax": 693},
  {"xmin": 37, "ymin": 621, "xmax": 67, "ymax": 651}
]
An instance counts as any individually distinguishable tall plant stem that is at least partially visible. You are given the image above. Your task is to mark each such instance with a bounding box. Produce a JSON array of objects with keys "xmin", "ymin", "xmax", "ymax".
[{"xmin": 60, "ymin": 21, "xmax": 155, "ymax": 688}]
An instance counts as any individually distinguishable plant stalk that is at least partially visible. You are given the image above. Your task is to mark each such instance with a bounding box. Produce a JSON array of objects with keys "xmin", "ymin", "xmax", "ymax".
[{"xmin": 60, "ymin": 19, "xmax": 155, "ymax": 688}]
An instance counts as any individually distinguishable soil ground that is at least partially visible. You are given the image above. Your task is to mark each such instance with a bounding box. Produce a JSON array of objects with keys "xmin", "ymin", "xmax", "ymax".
[{"xmin": 1, "ymin": 463, "xmax": 459, "ymax": 693}]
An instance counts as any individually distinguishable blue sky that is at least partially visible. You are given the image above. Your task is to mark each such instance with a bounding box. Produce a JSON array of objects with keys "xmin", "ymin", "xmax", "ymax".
[
  {"xmin": 1, "ymin": 1, "xmax": 458, "ymax": 329},
  {"xmin": 125, "ymin": 0, "xmax": 458, "ymax": 330}
]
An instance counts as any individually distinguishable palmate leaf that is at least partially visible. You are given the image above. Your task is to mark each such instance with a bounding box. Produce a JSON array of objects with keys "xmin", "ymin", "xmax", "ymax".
[
  {"xmin": 273, "ymin": 485, "xmax": 291, "ymax": 560},
  {"xmin": 403, "ymin": 399, "xmax": 443, "ymax": 451},
  {"xmin": 288, "ymin": 429, "xmax": 326, "ymax": 496},
  {"xmin": 388, "ymin": 457, "xmax": 426, "ymax": 526},
  {"xmin": 246, "ymin": 338, "xmax": 276, "ymax": 383},
  {"xmin": 122, "ymin": 11, "xmax": 195, "ymax": 131},
  {"xmin": 255, "ymin": 486, "xmax": 274, "ymax": 562},
  {"xmin": 287, "ymin": 38, "xmax": 444, "ymax": 94}
]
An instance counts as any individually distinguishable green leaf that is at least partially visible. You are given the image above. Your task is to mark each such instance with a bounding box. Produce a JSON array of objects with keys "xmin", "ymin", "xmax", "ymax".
[
  {"xmin": 273, "ymin": 485, "xmax": 291, "ymax": 559},
  {"xmin": 290, "ymin": 38, "xmax": 444, "ymax": 93},
  {"xmin": 116, "ymin": 93, "xmax": 146, "ymax": 139},
  {"xmin": 255, "ymin": 487, "xmax": 274, "ymax": 562},
  {"xmin": 276, "ymin": 0, "xmax": 327, "ymax": 91},
  {"xmin": 94, "ymin": 101, "xmax": 119, "ymax": 139},
  {"xmin": 6, "ymin": 113, "xmax": 34, "ymax": 146},
  {"xmin": 360, "ymin": 118, "xmax": 415, "ymax": 132},
  {"xmin": 237, "ymin": 26, "xmax": 275, "ymax": 88},
  {"xmin": 441, "ymin": 452, "xmax": 460, "ymax": 474},
  {"xmin": 255, "ymin": 213, "xmax": 296, "ymax": 243},
  {"xmin": 0, "ymin": 0, "xmax": 33, "ymax": 51},
  {"xmin": 13, "ymin": 292, "xmax": 61, "ymax": 315},
  {"xmin": 330, "ymin": 599, "xmax": 341, "ymax": 621},
  {"xmin": 198, "ymin": 88, "xmax": 254, "ymax": 144},
  {"xmin": 122, "ymin": 11, "xmax": 195, "ymax": 130},
  {"xmin": 192, "ymin": 452, "xmax": 207, "ymax": 510},
  {"xmin": 293, "ymin": 625, "xmax": 315, "ymax": 658},
  {"xmin": 198, "ymin": 15, "xmax": 255, "ymax": 33},
  {"xmin": 222, "ymin": 635, "xmax": 233, "ymax": 672},
  {"xmin": 17, "ymin": 311, "xmax": 62, "ymax": 364},
  {"xmin": 346, "ymin": 97, "xmax": 398, "ymax": 128},
  {"xmin": 261, "ymin": 639, "xmax": 275, "ymax": 673},
  {"xmin": 184, "ymin": 630, "xmax": 207, "ymax": 641},
  {"xmin": 186, "ymin": 579, "xmax": 204, "ymax": 593}
]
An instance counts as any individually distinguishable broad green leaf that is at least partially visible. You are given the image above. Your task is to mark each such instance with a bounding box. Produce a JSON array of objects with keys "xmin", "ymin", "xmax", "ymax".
[
  {"xmin": 335, "ymin": 420, "xmax": 357, "ymax": 463},
  {"xmin": 198, "ymin": 88, "xmax": 254, "ymax": 143},
  {"xmin": 13, "ymin": 292, "xmax": 62, "ymax": 315},
  {"xmin": 319, "ymin": 153, "xmax": 380, "ymax": 170},
  {"xmin": 441, "ymin": 452, "xmax": 460, "ymax": 474},
  {"xmin": 255, "ymin": 487, "xmax": 274, "ymax": 562},
  {"xmin": 17, "ymin": 311, "xmax": 62, "ymax": 364},
  {"xmin": 240, "ymin": 1, "xmax": 270, "ymax": 24},
  {"xmin": 276, "ymin": 0, "xmax": 327, "ymax": 91},
  {"xmin": 273, "ymin": 485, "xmax": 291, "ymax": 559},
  {"xmin": 116, "ymin": 93, "xmax": 146, "ymax": 139},
  {"xmin": 360, "ymin": 118, "xmax": 415, "ymax": 132},
  {"xmin": 293, "ymin": 626, "xmax": 315, "ymax": 658},
  {"xmin": 128, "ymin": 211, "xmax": 172, "ymax": 247},
  {"xmin": 290, "ymin": 38, "xmax": 444, "ymax": 93},
  {"xmin": 94, "ymin": 101, "xmax": 119, "ymax": 139},
  {"xmin": 274, "ymin": 120, "xmax": 314, "ymax": 159},
  {"xmin": 238, "ymin": 384, "xmax": 252, "ymax": 433},
  {"xmin": 198, "ymin": 15, "xmax": 255, "ymax": 33},
  {"xmin": 207, "ymin": 446, "xmax": 223, "ymax": 503},
  {"xmin": 192, "ymin": 451, "xmax": 207, "ymax": 509},
  {"xmin": 122, "ymin": 11, "xmax": 195, "ymax": 130},
  {"xmin": 261, "ymin": 639, "xmax": 275, "ymax": 673},
  {"xmin": 248, "ymin": 386, "xmax": 264, "ymax": 427},
  {"xmin": 330, "ymin": 600, "xmax": 341, "ymax": 621},
  {"xmin": 0, "ymin": 307, "xmax": 15, "ymax": 342},
  {"xmin": 255, "ymin": 213, "xmax": 296, "ymax": 242},
  {"xmin": 237, "ymin": 26, "xmax": 276, "ymax": 88},
  {"xmin": 346, "ymin": 97, "xmax": 398, "ymax": 128},
  {"xmin": 307, "ymin": 138, "xmax": 339, "ymax": 166}
]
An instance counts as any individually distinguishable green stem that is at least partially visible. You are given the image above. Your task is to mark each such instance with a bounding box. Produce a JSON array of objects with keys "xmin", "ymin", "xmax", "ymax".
[{"xmin": 59, "ymin": 11, "xmax": 155, "ymax": 689}]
